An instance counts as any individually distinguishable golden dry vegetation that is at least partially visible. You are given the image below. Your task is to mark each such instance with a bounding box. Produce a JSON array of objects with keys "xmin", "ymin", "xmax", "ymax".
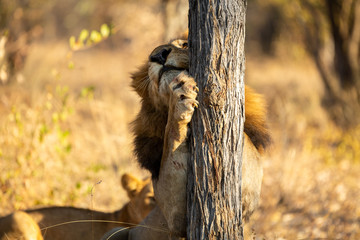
[
  {"xmin": 246, "ymin": 55, "xmax": 360, "ymax": 239},
  {"xmin": 1, "ymin": 0, "xmax": 360, "ymax": 239}
]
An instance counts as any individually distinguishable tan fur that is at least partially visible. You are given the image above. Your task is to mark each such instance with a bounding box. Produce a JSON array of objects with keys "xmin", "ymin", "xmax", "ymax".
[
  {"xmin": 121, "ymin": 39, "xmax": 270, "ymax": 239},
  {"xmin": 0, "ymin": 174, "xmax": 154, "ymax": 240},
  {"xmin": 0, "ymin": 211, "xmax": 43, "ymax": 240},
  {"xmin": 153, "ymin": 72, "xmax": 198, "ymax": 237}
]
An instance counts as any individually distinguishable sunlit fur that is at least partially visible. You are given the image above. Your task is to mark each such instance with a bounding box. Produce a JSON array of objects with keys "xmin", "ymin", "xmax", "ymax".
[
  {"xmin": 244, "ymin": 86, "xmax": 271, "ymax": 153},
  {"xmin": 0, "ymin": 211, "xmax": 43, "ymax": 240},
  {"xmin": 131, "ymin": 43, "xmax": 189, "ymax": 111}
]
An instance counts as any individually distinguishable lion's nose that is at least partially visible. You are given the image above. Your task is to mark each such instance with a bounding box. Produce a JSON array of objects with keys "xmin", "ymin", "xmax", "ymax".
[{"xmin": 150, "ymin": 48, "xmax": 172, "ymax": 65}]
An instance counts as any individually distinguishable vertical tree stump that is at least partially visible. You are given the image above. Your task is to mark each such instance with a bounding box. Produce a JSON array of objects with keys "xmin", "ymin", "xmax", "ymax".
[{"xmin": 187, "ymin": 0, "xmax": 247, "ymax": 239}]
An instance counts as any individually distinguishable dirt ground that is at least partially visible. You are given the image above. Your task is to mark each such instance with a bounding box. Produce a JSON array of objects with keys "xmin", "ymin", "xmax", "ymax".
[{"xmin": 1, "ymin": 2, "xmax": 360, "ymax": 239}]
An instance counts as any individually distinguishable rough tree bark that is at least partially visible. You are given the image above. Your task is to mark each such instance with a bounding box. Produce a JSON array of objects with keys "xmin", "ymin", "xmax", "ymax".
[{"xmin": 187, "ymin": 0, "xmax": 247, "ymax": 239}]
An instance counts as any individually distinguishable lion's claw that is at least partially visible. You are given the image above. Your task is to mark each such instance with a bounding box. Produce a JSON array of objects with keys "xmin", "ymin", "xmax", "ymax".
[{"xmin": 169, "ymin": 72, "xmax": 198, "ymax": 123}]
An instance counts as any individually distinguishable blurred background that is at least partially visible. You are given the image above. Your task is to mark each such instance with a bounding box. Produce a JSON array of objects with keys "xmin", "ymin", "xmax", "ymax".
[{"xmin": 0, "ymin": 0, "xmax": 359, "ymax": 238}]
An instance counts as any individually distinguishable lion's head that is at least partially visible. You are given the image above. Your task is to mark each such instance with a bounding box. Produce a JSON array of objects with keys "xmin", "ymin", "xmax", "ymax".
[
  {"xmin": 131, "ymin": 39, "xmax": 189, "ymax": 110},
  {"xmin": 121, "ymin": 173, "xmax": 155, "ymax": 223}
]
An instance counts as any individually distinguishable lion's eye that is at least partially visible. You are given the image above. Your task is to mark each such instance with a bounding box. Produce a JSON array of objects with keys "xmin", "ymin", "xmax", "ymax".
[{"xmin": 182, "ymin": 42, "xmax": 188, "ymax": 49}]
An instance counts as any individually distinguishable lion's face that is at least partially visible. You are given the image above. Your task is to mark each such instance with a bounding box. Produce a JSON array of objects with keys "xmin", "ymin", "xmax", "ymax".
[
  {"xmin": 129, "ymin": 179, "xmax": 155, "ymax": 222},
  {"xmin": 121, "ymin": 174, "xmax": 155, "ymax": 223},
  {"xmin": 131, "ymin": 39, "xmax": 189, "ymax": 109}
]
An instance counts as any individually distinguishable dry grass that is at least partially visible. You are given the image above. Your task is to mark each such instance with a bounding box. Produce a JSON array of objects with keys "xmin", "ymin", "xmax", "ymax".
[
  {"xmin": 1, "ymin": 0, "xmax": 165, "ymax": 216},
  {"xmin": 1, "ymin": 9, "xmax": 360, "ymax": 240},
  {"xmin": 0, "ymin": 42, "xmax": 143, "ymax": 213},
  {"xmin": 246, "ymin": 55, "xmax": 360, "ymax": 239}
]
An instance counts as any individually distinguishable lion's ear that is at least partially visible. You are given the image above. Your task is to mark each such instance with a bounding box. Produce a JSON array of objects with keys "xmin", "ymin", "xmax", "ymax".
[{"xmin": 121, "ymin": 173, "xmax": 141, "ymax": 198}]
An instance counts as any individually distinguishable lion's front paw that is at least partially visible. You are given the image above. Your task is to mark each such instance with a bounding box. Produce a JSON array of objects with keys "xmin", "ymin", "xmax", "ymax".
[{"xmin": 169, "ymin": 72, "xmax": 199, "ymax": 123}]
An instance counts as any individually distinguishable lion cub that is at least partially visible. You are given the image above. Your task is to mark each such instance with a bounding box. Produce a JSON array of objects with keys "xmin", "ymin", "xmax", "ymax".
[{"xmin": 0, "ymin": 174, "xmax": 154, "ymax": 240}]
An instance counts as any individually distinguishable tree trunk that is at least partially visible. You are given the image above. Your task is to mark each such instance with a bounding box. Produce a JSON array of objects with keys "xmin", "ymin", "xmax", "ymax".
[{"xmin": 187, "ymin": 0, "xmax": 246, "ymax": 239}]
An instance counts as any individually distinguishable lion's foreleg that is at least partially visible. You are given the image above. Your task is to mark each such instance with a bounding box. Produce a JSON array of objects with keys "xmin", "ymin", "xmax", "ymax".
[
  {"xmin": 154, "ymin": 123, "xmax": 189, "ymax": 237},
  {"xmin": 153, "ymin": 72, "xmax": 198, "ymax": 238}
]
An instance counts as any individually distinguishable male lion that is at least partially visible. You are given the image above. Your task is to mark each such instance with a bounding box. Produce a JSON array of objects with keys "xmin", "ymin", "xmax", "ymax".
[
  {"xmin": 0, "ymin": 174, "xmax": 155, "ymax": 240},
  {"xmin": 106, "ymin": 38, "xmax": 270, "ymax": 239}
]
